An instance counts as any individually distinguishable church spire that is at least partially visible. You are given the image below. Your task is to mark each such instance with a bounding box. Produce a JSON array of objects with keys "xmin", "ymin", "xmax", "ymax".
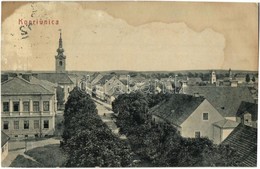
[
  {"xmin": 57, "ymin": 29, "xmax": 64, "ymax": 55},
  {"xmin": 55, "ymin": 29, "xmax": 66, "ymax": 73},
  {"xmin": 59, "ymin": 31, "xmax": 63, "ymax": 48}
]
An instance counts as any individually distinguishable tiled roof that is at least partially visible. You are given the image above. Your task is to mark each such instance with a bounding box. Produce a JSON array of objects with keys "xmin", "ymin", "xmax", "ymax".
[
  {"xmin": 68, "ymin": 74, "xmax": 79, "ymax": 84},
  {"xmin": 97, "ymin": 74, "xmax": 114, "ymax": 85},
  {"xmin": 221, "ymin": 124, "xmax": 257, "ymax": 167},
  {"xmin": 240, "ymin": 149, "xmax": 257, "ymax": 167},
  {"xmin": 120, "ymin": 79, "xmax": 128, "ymax": 85},
  {"xmin": 91, "ymin": 73, "xmax": 103, "ymax": 85},
  {"xmin": 236, "ymin": 101, "xmax": 258, "ymax": 121},
  {"xmin": 30, "ymin": 76, "xmax": 57, "ymax": 93},
  {"xmin": 105, "ymin": 77, "xmax": 127, "ymax": 96},
  {"xmin": 1, "ymin": 131, "xmax": 10, "ymax": 147},
  {"xmin": 37, "ymin": 73, "xmax": 74, "ymax": 84},
  {"xmin": 2, "ymin": 77, "xmax": 54, "ymax": 95},
  {"xmin": 181, "ymin": 86, "xmax": 255, "ymax": 117},
  {"xmin": 213, "ymin": 119, "xmax": 239, "ymax": 129},
  {"xmin": 149, "ymin": 94, "xmax": 205, "ymax": 126}
]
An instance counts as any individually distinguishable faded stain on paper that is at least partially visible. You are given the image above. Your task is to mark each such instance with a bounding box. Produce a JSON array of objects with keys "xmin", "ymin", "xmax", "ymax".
[{"xmin": 1, "ymin": 2, "xmax": 258, "ymax": 71}]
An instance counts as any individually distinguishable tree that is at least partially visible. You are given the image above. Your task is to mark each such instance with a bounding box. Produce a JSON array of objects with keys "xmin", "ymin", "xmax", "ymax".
[
  {"xmin": 112, "ymin": 92, "xmax": 149, "ymax": 126},
  {"xmin": 245, "ymin": 74, "xmax": 250, "ymax": 83},
  {"xmin": 188, "ymin": 72, "xmax": 194, "ymax": 78},
  {"xmin": 201, "ymin": 144, "xmax": 240, "ymax": 166},
  {"xmin": 252, "ymin": 76, "xmax": 256, "ymax": 82},
  {"xmin": 62, "ymin": 87, "xmax": 97, "ymax": 142},
  {"xmin": 62, "ymin": 87, "xmax": 133, "ymax": 167}
]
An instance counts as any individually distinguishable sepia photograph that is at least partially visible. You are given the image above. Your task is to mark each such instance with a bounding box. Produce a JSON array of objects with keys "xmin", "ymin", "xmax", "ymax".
[{"xmin": 1, "ymin": 1, "xmax": 258, "ymax": 167}]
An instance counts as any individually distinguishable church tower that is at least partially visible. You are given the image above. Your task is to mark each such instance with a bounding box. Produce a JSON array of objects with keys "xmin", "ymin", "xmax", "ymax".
[
  {"xmin": 55, "ymin": 31, "xmax": 66, "ymax": 73},
  {"xmin": 210, "ymin": 70, "xmax": 216, "ymax": 84}
]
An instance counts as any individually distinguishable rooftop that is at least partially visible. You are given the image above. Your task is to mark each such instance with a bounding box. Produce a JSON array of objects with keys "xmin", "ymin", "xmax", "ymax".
[
  {"xmin": 30, "ymin": 76, "xmax": 58, "ymax": 93},
  {"xmin": 236, "ymin": 101, "xmax": 258, "ymax": 121},
  {"xmin": 149, "ymin": 94, "xmax": 205, "ymax": 126},
  {"xmin": 213, "ymin": 119, "xmax": 239, "ymax": 129},
  {"xmin": 37, "ymin": 73, "xmax": 74, "ymax": 84},
  {"xmin": 2, "ymin": 77, "xmax": 54, "ymax": 95},
  {"xmin": 90, "ymin": 73, "xmax": 103, "ymax": 85},
  {"xmin": 97, "ymin": 74, "xmax": 115, "ymax": 85},
  {"xmin": 221, "ymin": 124, "xmax": 257, "ymax": 167},
  {"xmin": 1, "ymin": 131, "xmax": 10, "ymax": 147},
  {"xmin": 181, "ymin": 86, "xmax": 255, "ymax": 117}
]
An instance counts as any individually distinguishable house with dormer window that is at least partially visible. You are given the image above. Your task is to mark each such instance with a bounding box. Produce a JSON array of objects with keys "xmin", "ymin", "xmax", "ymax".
[{"xmin": 149, "ymin": 94, "xmax": 235, "ymax": 144}]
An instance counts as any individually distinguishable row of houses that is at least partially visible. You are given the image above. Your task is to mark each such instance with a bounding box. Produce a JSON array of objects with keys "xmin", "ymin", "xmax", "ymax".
[
  {"xmin": 84, "ymin": 73, "xmax": 175, "ymax": 104},
  {"xmin": 173, "ymin": 69, "xmax": 258, "ymax": 88},
  {"xmin": 149, "ymin": 85, "xmax": 257, "ymax": 166}
]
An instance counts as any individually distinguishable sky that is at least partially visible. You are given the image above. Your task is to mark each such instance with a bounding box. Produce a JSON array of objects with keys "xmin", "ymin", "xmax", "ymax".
[{"xmin": 1, "ymin": 2, "xmax": 258, "ymax": 71}]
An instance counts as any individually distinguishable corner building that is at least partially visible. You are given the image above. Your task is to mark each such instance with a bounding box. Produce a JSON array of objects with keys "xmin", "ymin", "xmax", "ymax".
[{"xmin": 1, "ymin": 77, "xmax": 56, "ymax": 138}]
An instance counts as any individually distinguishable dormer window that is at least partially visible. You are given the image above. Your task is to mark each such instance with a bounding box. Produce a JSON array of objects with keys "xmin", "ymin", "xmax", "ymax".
[
  {"xmin": 59, "ymin": 61, "xmax": 63, "ymax": 66},
  {"xmin": 244, "ymin": 113, "xmax": 252, "ymax": 125}
]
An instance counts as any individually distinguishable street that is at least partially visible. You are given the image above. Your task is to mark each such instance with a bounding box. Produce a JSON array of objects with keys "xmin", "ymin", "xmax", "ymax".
[
  {"xmin": 95, "ymin": 102, "xmax": 119, "ymax": 134},
  {"xmin": 95, "ymin": 101, "xmax": 127, "ymax": 139}
]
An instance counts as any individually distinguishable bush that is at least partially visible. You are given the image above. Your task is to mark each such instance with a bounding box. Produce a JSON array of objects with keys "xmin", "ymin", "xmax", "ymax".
[
  {"xmin": 10, "ymin": 155, "xmax": 43, "ymax": 167},
  {"xmin": 25, "ymin": 144, "xmax": 67, "ymax": 167}
]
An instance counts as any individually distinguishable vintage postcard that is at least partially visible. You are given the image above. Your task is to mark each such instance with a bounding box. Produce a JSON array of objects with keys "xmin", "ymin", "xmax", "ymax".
[{"xmin": 1, "ymin": 1, "xmax": 258, "ymax": 167}]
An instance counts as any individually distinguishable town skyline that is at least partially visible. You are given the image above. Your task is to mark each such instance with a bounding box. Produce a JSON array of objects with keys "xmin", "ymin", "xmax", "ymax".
[{"xmin": 2, "ymin": 2, "xmax": 258, "ymax": 72}]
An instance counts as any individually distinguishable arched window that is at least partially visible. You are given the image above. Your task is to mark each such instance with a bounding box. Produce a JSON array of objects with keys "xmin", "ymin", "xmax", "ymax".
[{"xmin": 59, "ymin": 61, "xmax": 63, "ymax": 66}]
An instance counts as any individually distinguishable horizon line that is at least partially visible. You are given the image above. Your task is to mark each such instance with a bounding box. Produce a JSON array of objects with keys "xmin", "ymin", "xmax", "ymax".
[{"xmin": 1, "ymin": 69, "xmax": 258, "ymax": 73}]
